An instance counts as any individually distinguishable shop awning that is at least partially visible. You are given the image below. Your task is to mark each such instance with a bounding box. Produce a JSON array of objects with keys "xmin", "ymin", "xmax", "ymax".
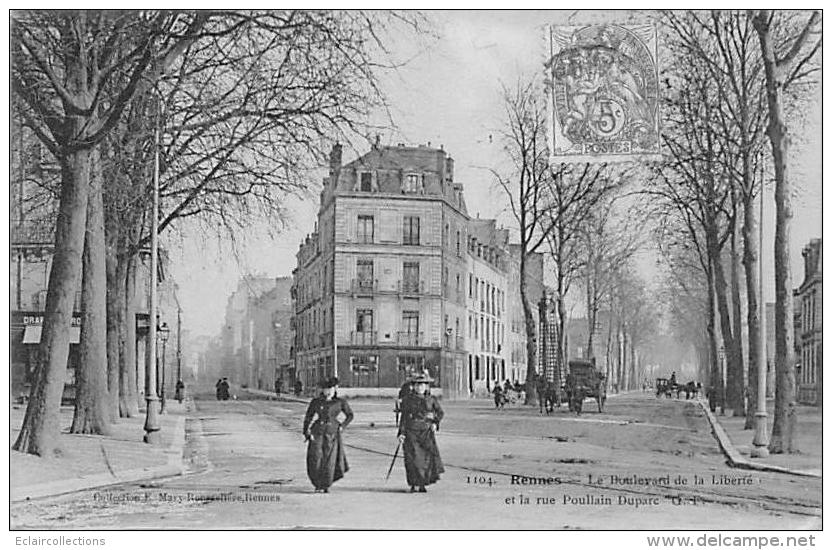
[{"xmin": 22, "ymin": 326, "xmax": 81, "ymax": 344}]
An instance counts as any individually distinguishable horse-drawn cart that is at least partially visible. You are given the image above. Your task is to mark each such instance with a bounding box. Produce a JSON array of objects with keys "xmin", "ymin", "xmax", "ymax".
[{"xmin": 565, "ymin": 359, "xmax": 606, "ymax": 413}]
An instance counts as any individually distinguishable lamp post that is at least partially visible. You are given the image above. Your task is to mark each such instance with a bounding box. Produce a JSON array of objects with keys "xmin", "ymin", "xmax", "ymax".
[
  {"xmin": 143, "ymin": 98, "xmax": 162, "ymax": 444},
  {"xmin": 159, "ymin": 322, "xmax": 170, "ymax": 414},
  {"xmin": 751, "ymin": 186, "xmax": 770, "ymax": 457}
]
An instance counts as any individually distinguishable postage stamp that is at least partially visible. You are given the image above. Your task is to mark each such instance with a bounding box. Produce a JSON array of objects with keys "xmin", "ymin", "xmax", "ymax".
[{"xmin": 546, "ymin": 24, "xmax": 662, "ymax": 164}]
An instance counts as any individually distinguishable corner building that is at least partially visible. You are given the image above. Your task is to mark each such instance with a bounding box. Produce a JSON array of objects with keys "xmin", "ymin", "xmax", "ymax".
[{"xmin": 292, "ymin": 144, "xmax": 539, "ymax": 398}]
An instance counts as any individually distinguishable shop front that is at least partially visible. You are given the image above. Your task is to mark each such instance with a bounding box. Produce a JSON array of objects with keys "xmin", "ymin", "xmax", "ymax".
[{"xmin": 10, "ymin": 312, "xmax": 81, "ymax": 404}]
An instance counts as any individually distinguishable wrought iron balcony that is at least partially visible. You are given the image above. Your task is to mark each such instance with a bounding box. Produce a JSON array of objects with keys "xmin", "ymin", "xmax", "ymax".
[
  {"xmin": 397, "ymin": 280, "xmax": 425, "ymax": 295},
  {"xmin": 351, "ymin": 278, "xmax": 378, "ymax": 294},
  {"xmin": 351, "ymin": 331, "xmax": 377, "ymax": 345},
  {"xmin": 11, "ymin": 220, "xmax": 54, "ymax": 245},
  {"xmin": 319, "ymin": 331, "xmax": 334, "ymax": 348},
  {"xmin": 396, "ymin": 331, "xmax": 423, "ymax": 346}
]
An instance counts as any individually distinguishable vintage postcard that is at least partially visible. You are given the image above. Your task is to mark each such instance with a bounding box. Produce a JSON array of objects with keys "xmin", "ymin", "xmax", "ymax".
[{"xmin": 8, "ymin": 8, "xmax": 822, "ymax": 539}]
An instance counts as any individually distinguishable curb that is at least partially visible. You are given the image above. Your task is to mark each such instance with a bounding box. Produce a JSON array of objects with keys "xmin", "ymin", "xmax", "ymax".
[
  {"xmin": 697, "ymin": 400, "xmax": 821, "ymax": 479},
  {"xmin": 239, "ymin": 386, "xmax": 309, "ymax": 404},
  {"xmin": 11, "ymin": 416, "xmax": 187, "ymax": 503}
]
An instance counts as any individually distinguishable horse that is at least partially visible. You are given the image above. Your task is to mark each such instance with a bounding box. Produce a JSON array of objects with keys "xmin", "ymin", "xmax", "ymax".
[{"xmin": 682, "ymin": 382, "xmax": 701, "ymax": 400}]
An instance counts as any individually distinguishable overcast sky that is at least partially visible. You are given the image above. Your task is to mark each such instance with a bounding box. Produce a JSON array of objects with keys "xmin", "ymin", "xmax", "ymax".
[{"xmin": 168, "ymin": 10, "xmax": 822, "ymax": 339}]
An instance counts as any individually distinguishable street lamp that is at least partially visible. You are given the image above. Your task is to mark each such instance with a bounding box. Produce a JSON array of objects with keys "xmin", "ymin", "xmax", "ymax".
[
  {"xmin": 751, "ymin": 186, "xmax": 770, "ymax": 457},
  {"xmin": 158, "ymin": 322, "xmax": 170, "ymax": 414},
  {"xmin": 143, "ymin": 93, "xmax": 162, "ymax": 444}
]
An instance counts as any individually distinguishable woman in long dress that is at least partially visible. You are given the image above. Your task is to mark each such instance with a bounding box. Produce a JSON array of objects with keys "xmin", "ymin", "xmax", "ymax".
[
  {"xmin": 302, "ymin": 377, "xmax": 353, "ymax": 493},
  {"xmin": 397, "ymin": 374, "xmax": 444, "ymax": 493}
]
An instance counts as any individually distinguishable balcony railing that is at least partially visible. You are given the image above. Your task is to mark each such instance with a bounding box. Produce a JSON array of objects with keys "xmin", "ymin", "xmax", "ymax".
[
  {"xmin": 351, "ymin": 331, "xmax": 377, "ymax": 345},
  {"xmin": 351, "ymin": 278, "xmax": 378, "ymax": 294},
  {"xmin": 319, "ymin": 331, "xmax": 333, "ymax": 348},
  {"xmin": 396, "ymin": 331, "xmax": 423, "ymax": 346},
  {"xmin": 11, "ymin": 220, "xmax": 54, "ymax": 245},
  {"xmin": 397, "ymin": 280, "xmax": 425, "ymax": 295}
]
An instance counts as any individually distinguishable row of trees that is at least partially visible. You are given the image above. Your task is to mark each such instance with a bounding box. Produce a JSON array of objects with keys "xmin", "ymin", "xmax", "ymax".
[
  {"xmin": 494, "ymin": 80, "xmax": 654, "ymax": 403},
  {"xmin": 493, "ymin": 10, "xmax": 820, "ymax": 439},
  {"xmin": 651, "ymin": 10, "xmax": 819, "ymax": 453},
  {"xmin": 12, "ymin": 10, "xmax": 428, "ymax": 456}
]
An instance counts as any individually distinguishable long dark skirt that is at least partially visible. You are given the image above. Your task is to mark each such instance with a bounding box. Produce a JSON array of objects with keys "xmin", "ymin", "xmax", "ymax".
[
  {"xmin": 403, "ymin": 423, "xmax": 444, "ymax": 487},
  {"xmin": 306, "ymin": 423, "xmax": 348, "ymax": 490}
]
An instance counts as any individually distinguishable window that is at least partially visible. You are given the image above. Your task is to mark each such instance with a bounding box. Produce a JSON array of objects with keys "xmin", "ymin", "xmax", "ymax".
[
  {"xmin": 469, "ymin": 274, "xmax": 473, "ymax": 297},
  {"xmin": 456, "ymin": 274, "xmax": 461, "ymax": 293},
  {"xmin": 456, "ymin": 230, "xmax": 461, "ymax": 256},
  {"xmin": 402, "ymin": 261, "xmax": 420, "ymax": 293},
  {"xmin": 404, "ymin": 173, "xmax": 422, "ymax": 193},
  {"xmin": 398, "ymin": 355, "xmax": 424, "ymax": 379},
  {"xmin": 356, "ymin": 309, "xmax": 374, "ymax": 333},
  {"xmin": 403, "ymin": 216, "xmax": 420, "ymax": 245},
  {"xmin": 357, "ymin": 215, "xmax": 374, "ymax": 243},
  {"xmin": 359, "ymin": 172, "xmax": 373, "ymax": 192},
  {"xmin": 357, "ymin": 260, "xmax": 374, "ymax": 289},
  {"xmin": 402, "ymin": 311, "xmax": 420, "ymax": 334}
]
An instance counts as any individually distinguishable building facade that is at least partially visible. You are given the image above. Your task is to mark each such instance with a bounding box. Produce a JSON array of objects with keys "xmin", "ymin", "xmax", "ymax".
[
  {"xmin": 292, "ymin": 144, "xmax": 543, "ymax": 398},
  {"xmin": 796, "ymin": 239, "xmax": 822, "ymax": 405},
  {"xmin": 219, "ymin": 276, "xmax": 292, "ymax": 389}
]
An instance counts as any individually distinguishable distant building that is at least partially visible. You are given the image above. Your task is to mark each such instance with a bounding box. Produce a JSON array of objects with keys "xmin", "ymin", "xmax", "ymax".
[
  {"xmin": 796, "ymin": 239, "xmax": 822, "ymax": 405},
  {"xmin": 291, "ymin": 143, "xmax": 542, "ymax": 398},
  {"xmin": 219, "ymin": 276, "xmax": 293, "ymax": 389}
]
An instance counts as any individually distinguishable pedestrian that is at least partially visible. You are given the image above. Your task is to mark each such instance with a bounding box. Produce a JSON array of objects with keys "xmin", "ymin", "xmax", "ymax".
[
  {"xmin": 215, "ymin": 378, "xmax": 223, "ymax": 401},
  {"xmin": 175, "ymin": 379, "xmax": 185, "ymax": 403},
  {"xmin": 220, "ymin": 377, "xmax": 230, "ymax": 400},
  {"xmin": 492, "ymin": 385, "xmax": 506, "ymax": 409},
  {"xmin": 275, "ymin": 378, "xmax": 282, "ymax": 396},
  {"xmin": 294, "ymin": 380, "xmax": 303, "ymax": 396},
  {"xmin": 395, "ymin": 379, "xmax": 413, "ymax": 425},
  {"xmin": 397, "ymin": 373, "xmax": 444, "ymax": 493},
  {"xmin": 302, "ymin": 377, "xmax": 353, "ymax": 493}
]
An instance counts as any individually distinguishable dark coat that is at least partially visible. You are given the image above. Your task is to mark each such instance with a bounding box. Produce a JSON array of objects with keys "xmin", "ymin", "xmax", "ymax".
[
  {"xmin": 398, "ymin": 392, "xmax": 445, "ymax": 487},
  {"xmin": 302, "ymin": 396, "xmax": 354, "ymax": 490}
]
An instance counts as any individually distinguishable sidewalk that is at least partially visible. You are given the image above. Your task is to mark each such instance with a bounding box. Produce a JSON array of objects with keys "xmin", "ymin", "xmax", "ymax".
[
  {"xmin": 10, "ymin": 399, "xmax": 188, "ymax": 502},
  {"xmin": 699, "ymin": 399, "xmax": 821, "ymax": 478}
]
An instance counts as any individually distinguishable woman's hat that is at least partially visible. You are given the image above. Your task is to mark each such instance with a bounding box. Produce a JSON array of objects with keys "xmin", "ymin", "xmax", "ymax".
[{"xmin": 409, "ymin": 372, "xmax": 434, "ymax": 384}]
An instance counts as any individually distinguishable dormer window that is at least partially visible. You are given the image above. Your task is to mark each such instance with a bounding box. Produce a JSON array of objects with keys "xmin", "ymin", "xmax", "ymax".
[
  {"xmin": 359, "ymin": 172, "xmax": 373, "ymax": 192},
  {"xmin": 404, "ymin": 173, "xmax": 423, "ymax": 193}
]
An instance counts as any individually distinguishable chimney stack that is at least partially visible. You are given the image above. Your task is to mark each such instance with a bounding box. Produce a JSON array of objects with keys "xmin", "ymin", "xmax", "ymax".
[
  {"xmin": 329, "ymin": 143, "xmax": 342, "ymax": 186},
  {"xmin": 445, "ymin": 156, "xmax": 454, "ymax": 183}
]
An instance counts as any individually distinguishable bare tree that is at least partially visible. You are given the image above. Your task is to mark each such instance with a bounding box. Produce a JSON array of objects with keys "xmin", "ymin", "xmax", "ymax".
[
  {"xmin": 577, "ymin": 196, "xmax": 643, "ymax": 361},
  {"xmin": 492, "ymin": 78, "xmax": 551, "ymax": 406},
  {"xmin": 750, "ymin": 9, "xmax": 821, "ymax": 454}
]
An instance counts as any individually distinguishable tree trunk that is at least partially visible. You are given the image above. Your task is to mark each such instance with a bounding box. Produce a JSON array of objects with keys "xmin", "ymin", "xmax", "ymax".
[
  {"xmin": 556, "ymin": 282, "xmax": 567, "ymax": 389},
  {"xmin": 710, "ymin": 237, "xmax": 739, "ymax": 413},
  {"xmin": 117, "ymin": 260, "xmax": 139, "ymax": 416},
  {"xmin": 753, "ymin": 13, "xmax": 798, "ymax": 454},
  {"xmin": 13, "ymin": 146, "xmax": 92, "ymax": 456},
  {"xmin": 105, "ymin": 225, "xmax": 121, "ymax": 422},
  {"xmin": 706, "ymin": 260, "xmax": 722, "ymax": 407},
  {"xmin": 520, "ymin": 252, "xmax": 538, "ymax": 406},
  {"xmin": 729, "ymin": 216, "xmax": 746, "ymax": 416},
  {"xmin": 585, "ymin": 277, "xmax": 595, "ymax": 359},
  {"xmin": 71, "ymin": 150, "xmax": 111, "ymax": 435},
  {"xmin": 615, "ymin": 320, "xmax": 623, "ymax": 392},
  {"xmin": 604, "ymin": 310, "xmax": 614, "ymax": 380},
  {"xmin": 742, "ymin": 189, "xmax": 762, "ymax": 429},
  {"xmin": 124, "ymin": 257, "xmax": 141, "ymax": 414}
]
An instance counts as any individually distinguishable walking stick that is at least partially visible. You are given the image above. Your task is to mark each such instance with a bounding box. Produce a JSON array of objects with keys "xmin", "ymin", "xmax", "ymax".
[{"xmin": 385, "ymin": 440, "xmax": 402, "ymax": 481}]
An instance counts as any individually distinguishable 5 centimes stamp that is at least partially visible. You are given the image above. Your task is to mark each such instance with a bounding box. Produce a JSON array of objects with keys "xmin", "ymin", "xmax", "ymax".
[{"xmin": 546, "ymin": 24, "xmax": 662, "ymax": 163}]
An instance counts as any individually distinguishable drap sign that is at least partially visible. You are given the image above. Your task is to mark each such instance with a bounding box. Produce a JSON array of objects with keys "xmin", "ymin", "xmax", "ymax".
[{"xmin": 546, "ymin": 24, "xmax": 662, "ymax": 163}]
